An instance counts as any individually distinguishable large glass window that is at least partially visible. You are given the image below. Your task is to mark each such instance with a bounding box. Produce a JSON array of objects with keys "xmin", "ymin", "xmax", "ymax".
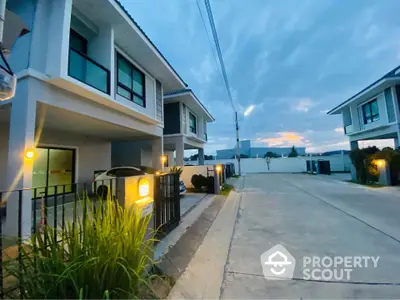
[
  {"xmin": 32, "ymin": 148, "xmax": 75, "ymax": 198},
  {"xmin": 117, "ymin": 54, "xmax": 146, "ymax": 107},
  {"xmin": 362, "ymin": 99, "xmax": 380, "ymax": 124},
  {"xmin": 189, "ymin": 112, "xmax": 197, "ymax": 134}
]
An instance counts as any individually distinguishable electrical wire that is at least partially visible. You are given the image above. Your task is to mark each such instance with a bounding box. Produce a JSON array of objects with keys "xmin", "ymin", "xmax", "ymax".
[{"xmin": 204, "ymin": 0, "xmax": 236, "ymax": 112}]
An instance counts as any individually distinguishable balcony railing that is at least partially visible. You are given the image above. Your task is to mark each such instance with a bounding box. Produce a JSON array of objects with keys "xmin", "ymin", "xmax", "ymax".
[
  {"xmin": 68, "ymin": 48, "xmax": 110, "ymax": 94},
  {"xmin": 344, "ymin": 124, "xmax": 354, "ymax": 134}
]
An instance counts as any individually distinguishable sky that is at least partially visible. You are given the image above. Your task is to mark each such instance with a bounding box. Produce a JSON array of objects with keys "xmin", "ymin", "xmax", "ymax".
[{"xmin": 121, "ymin": 0, "xmax": 400, "ymax": 154}]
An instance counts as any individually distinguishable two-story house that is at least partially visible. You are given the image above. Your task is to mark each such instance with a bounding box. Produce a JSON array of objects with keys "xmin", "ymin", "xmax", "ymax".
[
  {"xmin": 163, "ymin": 89, "xmax": 215, "ymax": 166},
  {"xmin": 328, "ymin": 65, "xmax": 400, "ymax": 178},
  {"xmin": 1, "ymin": 0, "xmax": 193, "ymax": 234}
]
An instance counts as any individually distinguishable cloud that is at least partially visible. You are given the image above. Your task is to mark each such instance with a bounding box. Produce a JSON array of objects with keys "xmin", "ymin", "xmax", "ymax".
[
  {"xmin": 190, "ymin": 54, "xmax": 216, "ymax": 84},
  {"xmin": 334, "ymin": 127, "xmax": 344, "ymax": 133},
  {"xmin": 292, "ymin": 98, "xmax": 315, "ymax": 112},
  {"xmin": 256, "ymin": 132, "xmax": 305, "ymax": 147}
]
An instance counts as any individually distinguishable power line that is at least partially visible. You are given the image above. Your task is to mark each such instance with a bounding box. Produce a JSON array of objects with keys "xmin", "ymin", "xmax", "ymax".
[
  {"xmin": 196, "ymin": 0, "xmax": 225, "ymax": 88},
  {"xmin": 204, "ymin": 0, "xmax": 236, "ymax": 112},
  {"xmin": 203, "ymin": 0, "xmax": 241, "ymax": 175}
]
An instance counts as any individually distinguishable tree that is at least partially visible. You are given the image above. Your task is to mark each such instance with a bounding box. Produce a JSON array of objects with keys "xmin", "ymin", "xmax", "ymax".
[
  {"xmin": 264, "ymin": 151, "xmax": 279, "ymax": 158},
  {"xmin": 288, "ymin": 146, "xmax": 298, "ymax": 157},
  {"xmin": 205, "ymin": 154, "xmax": 214, "ymax": 160}
]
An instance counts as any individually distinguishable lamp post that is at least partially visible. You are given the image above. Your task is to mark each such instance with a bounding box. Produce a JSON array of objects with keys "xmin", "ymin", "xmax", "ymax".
[{"xmin": 161, "ymin": 155, "xmax": 167, "ymax": 172}]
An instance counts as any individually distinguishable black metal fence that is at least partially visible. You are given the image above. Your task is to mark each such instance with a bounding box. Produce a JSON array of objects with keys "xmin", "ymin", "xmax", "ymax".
[
  {"xmin": 153, "ymin": 173, "xmax": 181, "ymax": 237},
  {"xmin": 0, "ymin": 179, "xmax": 116, "ymax": 298},
  {"xmin": 0, "ymin": 173, "xmax": 182, "ymax": 297}
]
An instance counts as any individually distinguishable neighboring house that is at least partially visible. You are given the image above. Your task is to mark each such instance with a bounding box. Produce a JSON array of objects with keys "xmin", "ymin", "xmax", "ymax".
[
  {"xmin": 1, "ymin": 0, "xmax": 188, "ymax": 234},
  {"xmin": 216, "ymin": 140, "xmax": 306, "ymax": 159},
  {"xmin": 328, "ymin": 65, "xmax": 400, "ymax": 178},
  {"xmin": 162, "ymin": 89, "xmax": 215, "ymax": 166}
]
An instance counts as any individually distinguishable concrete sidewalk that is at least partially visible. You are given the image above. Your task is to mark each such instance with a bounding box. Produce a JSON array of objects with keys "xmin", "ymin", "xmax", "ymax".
[{"xmin": 168, "ymin": 188, "xmax": 241, "ymax": 299}]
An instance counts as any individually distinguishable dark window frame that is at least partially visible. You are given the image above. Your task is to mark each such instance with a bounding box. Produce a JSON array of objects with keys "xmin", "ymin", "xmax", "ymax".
[
  {"xmin": 32, "ymin": 147, "xmax": 76, "ymax": 199},
  {"xmin": 68, "ymin": 29, "xmax": 110, "ymax": 94},
  {"xmin": 189, "ymin": 111, "xmax": 197, "ymax": 134},
  {"xmin": 362, "ymin": 99, "xmax": 380, "ymax": 124},
  {"xmin": 116, "ymin": 53, "xmax": 146, "ymax": 108}
]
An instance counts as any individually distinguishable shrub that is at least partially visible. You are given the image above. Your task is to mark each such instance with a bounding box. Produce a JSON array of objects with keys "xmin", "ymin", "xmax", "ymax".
[
  {"xmin": 191, "ymin": 174, "xmax": 207, "ymax": 189},
  {"xmin": 5, "ymin": 198, "xmax": 157, "ymax": 299}
]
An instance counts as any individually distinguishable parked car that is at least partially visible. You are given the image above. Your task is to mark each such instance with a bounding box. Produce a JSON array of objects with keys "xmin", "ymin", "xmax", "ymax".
[{"xmin": 93, "ymin": 166, "xmax": 186, "ymax": 199}]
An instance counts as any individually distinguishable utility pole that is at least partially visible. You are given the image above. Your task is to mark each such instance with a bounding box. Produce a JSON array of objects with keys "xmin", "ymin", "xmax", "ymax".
[{"xmin": 235, "ymin": 112, "xmax": 241, "ymax": 176}]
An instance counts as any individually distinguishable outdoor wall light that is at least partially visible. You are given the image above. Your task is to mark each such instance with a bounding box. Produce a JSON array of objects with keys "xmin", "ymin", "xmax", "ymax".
[
  {"xmin": 375, "ymin": 159, "xmax": 385, "ymax": 167},
  {"xmin": 24, "ymin": 148, "xmax": 35, "ymax": 160},
  {"xmin": 216, "ymin": 165, "xmax": 222, "ymax": 173},
  {"xmin": 138, "ymin": 178, "xmax": 150, "ymax": 197},
  {"xmin": 161, "ymin": 155, "xmax": 167, "ymax": 163}
]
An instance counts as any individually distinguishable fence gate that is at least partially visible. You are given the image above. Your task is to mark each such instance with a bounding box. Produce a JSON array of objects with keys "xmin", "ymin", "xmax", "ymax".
[{"xmin": 153, "ymin": 173, "xmax": 180, "ymax": 237}]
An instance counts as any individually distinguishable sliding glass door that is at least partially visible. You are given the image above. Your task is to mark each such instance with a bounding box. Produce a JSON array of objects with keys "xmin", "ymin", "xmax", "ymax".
[{"xmin": 32, "ymin": 148, "xmax": 75, "ymax": 197}]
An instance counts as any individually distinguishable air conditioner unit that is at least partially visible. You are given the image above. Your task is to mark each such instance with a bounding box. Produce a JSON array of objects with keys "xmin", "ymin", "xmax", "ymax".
[{"xmin": 0, "ymin": 8, "xmax": 28, "ymax": 101}]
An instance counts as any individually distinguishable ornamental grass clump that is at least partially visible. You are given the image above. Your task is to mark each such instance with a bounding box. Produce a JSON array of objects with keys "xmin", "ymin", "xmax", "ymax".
[{"xmin": 5, "ymin": 197, "xmax": 157, "ymax": 299}]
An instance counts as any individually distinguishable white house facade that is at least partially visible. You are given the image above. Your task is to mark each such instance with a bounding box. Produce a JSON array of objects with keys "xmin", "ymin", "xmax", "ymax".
[
  {"xmin": 1, "ymin": 0, "xmax": 188, "ymax": 235},
  {"xmin": 163, "ymin": 89, "xmax": 215, "ymax": 166},
  {"xmin": 328, "ymin": 66, "xmax": 400, "ymax": 178}
]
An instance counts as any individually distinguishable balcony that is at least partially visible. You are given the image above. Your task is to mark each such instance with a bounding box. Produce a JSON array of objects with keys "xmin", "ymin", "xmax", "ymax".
[
  {"xmin": 344, "ymin": 124, "xmax": 354, "ymax": 135},
  {"xmin": 68, "ymin": 48, "xmax": 110, "ymax": 95}
]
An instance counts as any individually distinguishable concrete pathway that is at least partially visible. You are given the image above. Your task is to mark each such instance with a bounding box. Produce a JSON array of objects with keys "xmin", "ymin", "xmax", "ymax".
[
  {"xmin": 221, "ymin": 174, "xmax": 400, "ymax": 299},
  {"xmin": 169, "ymin": 174, "xmax": 400, "ymax": 299}
]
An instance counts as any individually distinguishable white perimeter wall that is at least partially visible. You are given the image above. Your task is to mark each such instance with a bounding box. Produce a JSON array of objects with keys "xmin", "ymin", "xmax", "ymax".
[
  {"xmin": 168, "ymin": 165, "xmax": 215, "ymax": 188},
  {"xmin": 188, "ymin": 155, "xmax": 352, "ymax": 174}
]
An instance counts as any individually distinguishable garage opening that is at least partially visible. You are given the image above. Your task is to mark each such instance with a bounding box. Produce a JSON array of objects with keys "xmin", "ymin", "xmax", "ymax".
[{"xmin": 32, "ymin": 147, "xmax": 76, "ymax": 197}]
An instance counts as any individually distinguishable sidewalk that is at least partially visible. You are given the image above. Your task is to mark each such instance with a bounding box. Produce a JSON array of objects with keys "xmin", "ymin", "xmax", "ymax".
[{"xmin": 168, "ymin": 179, "xmax": 242, "ymax": 299}]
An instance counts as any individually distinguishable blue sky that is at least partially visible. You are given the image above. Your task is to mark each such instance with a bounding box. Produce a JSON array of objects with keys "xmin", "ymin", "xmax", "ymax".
[{"xmin": 121, "ymin": 0, "xmax": 400, "ymax": 154}]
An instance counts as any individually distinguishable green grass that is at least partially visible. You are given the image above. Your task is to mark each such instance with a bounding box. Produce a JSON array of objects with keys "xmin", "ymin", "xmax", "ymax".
[
  {"xmin": 346, "ymin": 180, "xmax": 385, "ymax": 188},
  {"xmin": 220, "ymin": 184, "xmax": 234, "ymax": 196},
  {"xmin": 4, "ymin": 196, "xmax": 159, "ymax": 299}
]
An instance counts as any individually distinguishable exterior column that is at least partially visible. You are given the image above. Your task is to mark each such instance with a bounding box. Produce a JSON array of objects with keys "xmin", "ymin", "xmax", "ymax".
[
  {"xmin": 198, "ymin": 148, "xmax": 205, "ymax": 165},
  {"xmin": 165, "ymin": 151, "xmax": 174, "ymax": 167},
  {"xmin": 5, "ymin": 79, "xmax": 37, "ymax": 238},
  {"xmin": 175, "ymin": 137, "xmax": 184, "ymax": 166},
  {"xmin": 152, "ymin": 136, "xmax": 163, "ymax": 170},
  {"xmin": 350, "ymin": 140, "xmax": 358, "ymax": 181}
]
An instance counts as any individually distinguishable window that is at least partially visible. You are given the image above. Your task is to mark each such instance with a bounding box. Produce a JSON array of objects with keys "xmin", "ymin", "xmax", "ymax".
[
  {"xmin": 362, "ymin": 99, "xmax": 379, "ymax": 124},
  {"xmin": 117, "ymin": 54, "xmax": 145, "ymax": 107},
  {"xmin": 70, "ymin": 29, "xmax": 87, "ymax": 54},
  {"xmin": 189, "ymin": 112, "xmax": 197, "ymax": 134}
]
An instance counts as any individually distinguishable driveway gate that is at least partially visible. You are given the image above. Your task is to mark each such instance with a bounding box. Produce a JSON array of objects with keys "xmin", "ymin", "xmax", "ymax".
[{"xmin": 153, "ymin": 172, "xmax": 181, "ymax": 237}]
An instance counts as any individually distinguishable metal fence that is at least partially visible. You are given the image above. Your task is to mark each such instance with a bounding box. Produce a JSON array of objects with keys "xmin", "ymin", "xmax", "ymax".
[
  {"xmin": 0, "ymin": 179, "xmax": 116, "ymax": 298},
  {"xmin": 153, "ymin": 173, "xmax": 181, "ymax": 238}
]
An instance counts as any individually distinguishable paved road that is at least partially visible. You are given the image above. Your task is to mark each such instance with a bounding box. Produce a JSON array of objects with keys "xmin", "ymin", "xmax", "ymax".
[{"xmin": 221, "ymin": 174, "xmax": 400, "ymax": 299}]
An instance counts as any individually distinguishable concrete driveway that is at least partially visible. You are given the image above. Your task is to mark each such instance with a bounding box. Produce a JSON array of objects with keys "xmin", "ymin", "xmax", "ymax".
[{"xmin": 221, "ymin": 174, "xmax": 400, "ymax": 299}]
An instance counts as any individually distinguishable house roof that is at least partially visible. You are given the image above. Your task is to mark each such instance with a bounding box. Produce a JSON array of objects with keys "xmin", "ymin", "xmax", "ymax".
[
  {"xmin": 327, "ymin": 65, "xmax": 400, "ymax": 115},
  {"xmin": 164, "ymin": 89, "xmax": 215, "ymax": 122},
  {"xmin": 114, "ymin": 0, "xmax": 187, "ymax": 88}
]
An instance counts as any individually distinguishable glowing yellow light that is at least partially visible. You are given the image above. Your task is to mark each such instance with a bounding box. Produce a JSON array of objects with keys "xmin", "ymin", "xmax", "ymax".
[
  {"xmin": 138, "ymin": 178, "xmax": 150, "ymax": 197},
  {"xmin": 155, "ymin": 171, "xmax": 160, "ymax": 175},
  {"xmin": 161, "ymin": 155, "xmax": 167, "ymax": 163},
  {"xmin": 25, "ymin": 148, "xmax": 35, "ymax": 160},
  {"xmin": 376, "ymin": 159, "xmax": 385, "ymax": 167},
  {"xmin": 216, "ymin": 165, "xmax": 222, "ymax": 173}
]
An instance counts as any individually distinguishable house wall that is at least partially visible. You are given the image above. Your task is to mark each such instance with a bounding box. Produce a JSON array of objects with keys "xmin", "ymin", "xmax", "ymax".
[
  {"xmin": 164, "ymin": 102, "xmax": 181, "ymax": 134},
  {"xmin": 0, "ymin": 125, "xmax": 111, "ymax": 189},
  {"xmin": 10, "ymin": 0, "xmax": 163, "ymax": 125},
  {"xmin": 167, "ymin": 165, "xmax": 214, "ymax": 188},
  {"xmin": 111, "ymin": 140, "xmax": 154, "ymax": 168},
  {"xmin": 38, "ymin": 130, "xmax": 111, "ymax": 185},
  {"xmin": 0, "ymin": 123, "xmax": 10, "ymax": 190}
]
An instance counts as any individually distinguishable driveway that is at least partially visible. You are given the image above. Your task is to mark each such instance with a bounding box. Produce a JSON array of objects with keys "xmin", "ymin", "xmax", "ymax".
[{"xmin": 221, "ymin": 174, "xmax": 400, "ymax": 299}]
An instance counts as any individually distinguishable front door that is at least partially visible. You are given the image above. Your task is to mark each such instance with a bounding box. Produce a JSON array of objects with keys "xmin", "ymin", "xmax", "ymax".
[{"xmin": 32, "ymin": 148, "xmax": 75, "ymax": 197}]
